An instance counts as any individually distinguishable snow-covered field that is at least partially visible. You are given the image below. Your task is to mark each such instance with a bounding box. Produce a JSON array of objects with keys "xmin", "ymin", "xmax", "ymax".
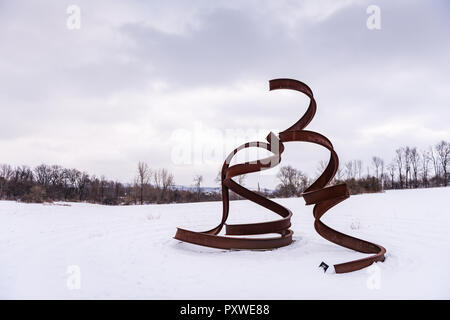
[{"xmin": 0, "ymin": 187, "xmax": 449, "ymax": 299}]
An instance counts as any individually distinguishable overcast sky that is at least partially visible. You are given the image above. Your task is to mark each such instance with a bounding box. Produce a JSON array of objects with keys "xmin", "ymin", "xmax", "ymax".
[{"xmin": 0, "ymin": 0, "xmax": 449, "ymax": 188}]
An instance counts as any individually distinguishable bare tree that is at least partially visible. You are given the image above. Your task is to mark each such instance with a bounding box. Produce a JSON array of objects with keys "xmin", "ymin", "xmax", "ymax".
[
  {"xmin": 334, "ymin": 167, "xmax": 345, "ymax": 183},
  {"xmin": 49, "ymin": 165, "xmax": 63, "ymax": 187},
  {"xmin": 395, "ymin": 148, "xmax": 404, "ymax": 188},
  {"xmin": 137, "ymin": 161, "xmax": 151, "ymax": 205},
  {"xmin": 315, "ymin": 160, "xmax": 328, "ymax": 178},
  {"xmin": 404, "ymin": 147, "xmax": 411, "ymax": 188},
  {"xmin": 436, "ymin": 141, "xmax": 450, "ymax": 186},
  {"xmin": 61, "ymin": 168, "xmax": 76, "ymax": 200},
  {"xmin": 387, "ymin": 162, "xmax": 396, "ymax": 188},
  {"xmin": 9, "ymin": 166, "xmax": 34, "ymax": 198},
  {"xmin": 276, "ymin": 166, "xmax": 308, "ymax": 197},
  {"xmin": 430, "ymin": 145, "xmax": 441, "ymax": 181},
  {"xmin": 131, "ymin": 178, "xmax": 140, "ymax": 204},
  {"xmin": 89, "ymin": 175, "xmax": 100, "ymax": 202},
  {"xmin": 114, "ymin": 181, "xmax": 122, "ymax": 201},
  {"xmin": 372, "ymin": 156, "xmax": 383, "ymax": 182},
  {"xmin": 193, "ymin": 174, "xmax": 203, "ymax": 201},
  {"xmin": 0, "ymin": 164, "xmax": 13, "ymax": 199},
  {"xmin": 421, "ymin": 149, "xmax": 430, "ymax": 187},
  {"xmin": 154, "ymin": 168, "xmax": 174, "ymax": 202},
  {"xmin": 409, "ymin": 147, "xmax": 420, "ymax": 188},
  {"xmin": 75, "ymin": 172, "xmax": 90, "ymax": 201},
  {"xmin": 100, "ymin": 175, "xmax": 107, "ymax": 202},
  {"xmin": 0, "ymin": 164, "xmax": 13, "ymax": 180},
  {"xmin": 355, "ymin": 160, "xmax": 362, "ymax": 179},
  {"xmin": 345, "ymin": 161, "xmax": 354, "ymax": 180},
  {"xmin": 34, "ymin": 164, "xmax": 52, "ymax": 188}
]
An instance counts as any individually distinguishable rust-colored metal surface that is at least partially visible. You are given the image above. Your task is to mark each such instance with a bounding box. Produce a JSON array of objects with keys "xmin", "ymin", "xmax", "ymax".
[{"xmin": 174, "ymin": 78, "xmax": 386, "ymax": 273}]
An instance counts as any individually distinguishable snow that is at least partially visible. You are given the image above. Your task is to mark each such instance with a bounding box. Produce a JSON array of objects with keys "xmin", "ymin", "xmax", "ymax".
[{"xmin": 0, "ymin": 187, "xmax": 449, "ymax": 299}]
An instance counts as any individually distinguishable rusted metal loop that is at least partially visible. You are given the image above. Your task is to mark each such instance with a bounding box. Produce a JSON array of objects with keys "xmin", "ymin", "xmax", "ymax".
[{"xmin": 174, "ymin": 78, "xmax": 386, "ymax": 273}]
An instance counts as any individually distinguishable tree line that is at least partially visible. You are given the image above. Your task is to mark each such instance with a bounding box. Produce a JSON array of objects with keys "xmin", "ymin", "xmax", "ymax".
[
  {"xmin": 0, "ymin": 140, "xmax": 448, "ymax": 204},
  {"xmin": 272, "ymin": 140, "xmax": 450, "ymax": 197},
  {"xmin": 0, "ymin": 162, "xmax": 220, "ymax": 205}
]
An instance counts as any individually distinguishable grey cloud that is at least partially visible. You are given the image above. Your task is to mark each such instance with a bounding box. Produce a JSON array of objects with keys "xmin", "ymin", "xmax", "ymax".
[{"xmin": 0, "ymin": 0, "xmax": 449, "ymax": 186}]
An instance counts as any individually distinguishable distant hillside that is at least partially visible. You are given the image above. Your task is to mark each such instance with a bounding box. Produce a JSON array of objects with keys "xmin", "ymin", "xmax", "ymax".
[{"xmin": 169, "ymin": 185, "xmax": 274, "ymax": 195}]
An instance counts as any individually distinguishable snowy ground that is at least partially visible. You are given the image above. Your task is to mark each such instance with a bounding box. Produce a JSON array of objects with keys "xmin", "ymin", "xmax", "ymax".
[{"xmin": 0, "ymin": 187, "xmax": 449, "ymax": 299}]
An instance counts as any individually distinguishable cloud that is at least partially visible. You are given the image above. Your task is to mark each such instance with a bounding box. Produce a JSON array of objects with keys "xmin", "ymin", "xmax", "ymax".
[{"xmin": 0, "ymin": 0, "xmax": 449, "ymax": 188}]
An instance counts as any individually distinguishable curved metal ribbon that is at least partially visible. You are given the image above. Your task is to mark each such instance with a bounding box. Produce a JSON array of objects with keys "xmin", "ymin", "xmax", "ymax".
[{"xmin": 174, "ymin": 78, "xmax": 386, "ymax": 273}]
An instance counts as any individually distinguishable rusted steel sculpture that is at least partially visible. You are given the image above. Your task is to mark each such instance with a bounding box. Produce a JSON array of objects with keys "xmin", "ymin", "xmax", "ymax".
[{"xmin": 174, "ymin": 78, "xmax": 386, "ymax": 273}]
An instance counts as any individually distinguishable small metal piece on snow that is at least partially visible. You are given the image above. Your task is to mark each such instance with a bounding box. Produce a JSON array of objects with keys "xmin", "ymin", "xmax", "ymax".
[{"xmin": 319, "ymin": 262, "xmax": 329, "ymax": 273}]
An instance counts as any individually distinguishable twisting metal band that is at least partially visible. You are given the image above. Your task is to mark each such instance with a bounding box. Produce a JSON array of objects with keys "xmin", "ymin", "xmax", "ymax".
[{"xmin": 174, "ymin": 78, "xmax": 386, "ymax": 273}]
